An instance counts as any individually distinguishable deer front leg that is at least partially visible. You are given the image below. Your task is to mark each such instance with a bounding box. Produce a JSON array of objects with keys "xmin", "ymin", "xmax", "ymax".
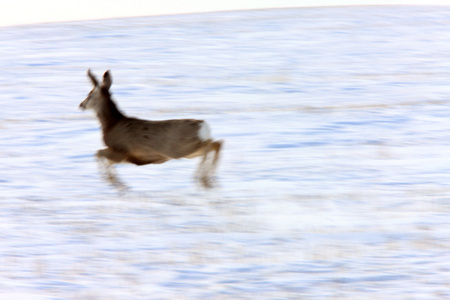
[
  {"xmin": 97, "ymin": 148, "xmax": 127, "ymax": 163},
  {"xmin": 96, "ymin": 148, "xmax": 128, "ymax": 190}
]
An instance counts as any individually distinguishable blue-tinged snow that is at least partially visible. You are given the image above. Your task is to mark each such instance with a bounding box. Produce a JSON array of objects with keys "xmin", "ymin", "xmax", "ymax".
[{"xmin": 2, "ymin": 5, "xmax": 450, "ymax": 299}]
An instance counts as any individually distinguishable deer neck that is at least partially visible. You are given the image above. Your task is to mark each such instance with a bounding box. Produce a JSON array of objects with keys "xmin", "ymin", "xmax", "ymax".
[{"xmin": 96, "ymin": 93, "xmax": 125, "ymax": 133}]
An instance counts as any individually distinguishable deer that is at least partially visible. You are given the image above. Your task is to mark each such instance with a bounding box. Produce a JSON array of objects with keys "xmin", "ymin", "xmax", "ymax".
[{"xmin": 79, "ymin": 69, "xmax": 223, "ymax": 189}]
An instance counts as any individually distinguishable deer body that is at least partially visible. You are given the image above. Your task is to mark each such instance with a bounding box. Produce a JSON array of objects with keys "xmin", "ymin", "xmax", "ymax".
[
  {"xmin": 80, "ymin": 69, "xmax": 222, "ymax": 188},
  {"xmin": 102, "ymin": 118, "xmax": 212, "ymax": 164}
]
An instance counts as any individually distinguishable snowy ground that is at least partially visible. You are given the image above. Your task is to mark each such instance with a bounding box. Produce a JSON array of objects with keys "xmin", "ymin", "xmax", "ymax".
[{"xmin": 2, "ymin": 5, "xmax": 450, "ymax": 299}]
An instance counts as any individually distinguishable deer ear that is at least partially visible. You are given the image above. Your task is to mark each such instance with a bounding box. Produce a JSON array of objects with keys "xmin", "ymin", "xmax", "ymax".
[
  {"xmin": 101, "ymin": 70, "xmax": 112, "ymax": 90},
  {"xmin": 87, "ymin": 69, "xmax": 99, "ymax": 86}
]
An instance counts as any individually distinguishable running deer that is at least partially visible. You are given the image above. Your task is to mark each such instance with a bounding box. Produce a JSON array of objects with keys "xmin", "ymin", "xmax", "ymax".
[{"xmin": 79, "ymin": 69, "xmax": 223, "ymax": 188}]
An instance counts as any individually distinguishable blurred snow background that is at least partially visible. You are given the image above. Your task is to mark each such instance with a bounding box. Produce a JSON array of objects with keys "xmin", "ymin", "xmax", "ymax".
[{"xmin": 1, "ymin": 6, "xmax": 450, "ymax": 299}]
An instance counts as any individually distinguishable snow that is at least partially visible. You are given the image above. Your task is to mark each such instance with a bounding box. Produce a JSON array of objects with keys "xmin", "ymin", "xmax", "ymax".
[{"xmin": 1, "ymin": 5, "xmax": 450, "ymax": 299}]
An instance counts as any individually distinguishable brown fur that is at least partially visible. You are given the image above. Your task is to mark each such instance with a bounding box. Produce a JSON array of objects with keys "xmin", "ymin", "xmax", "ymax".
[{"xmin": 80, "ymin": 69, "xmax": 223, "ymax": 188}]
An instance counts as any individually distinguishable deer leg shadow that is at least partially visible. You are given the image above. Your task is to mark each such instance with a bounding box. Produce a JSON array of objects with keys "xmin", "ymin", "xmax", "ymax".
[{"xmin": 96, "ymin": 148, "xmax": 129, "ymax": 191}]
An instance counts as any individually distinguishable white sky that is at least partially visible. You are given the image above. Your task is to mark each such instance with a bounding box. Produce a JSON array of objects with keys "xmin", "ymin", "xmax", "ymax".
[{"xmin": 1, "ymin": 0, "xmax": 450, "ymax": 27}]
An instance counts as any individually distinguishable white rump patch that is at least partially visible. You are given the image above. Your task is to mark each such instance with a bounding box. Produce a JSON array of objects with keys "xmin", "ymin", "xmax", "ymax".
[{"xmin": 198, "ymin": 121, "xmax": 211, "ymax": 141}]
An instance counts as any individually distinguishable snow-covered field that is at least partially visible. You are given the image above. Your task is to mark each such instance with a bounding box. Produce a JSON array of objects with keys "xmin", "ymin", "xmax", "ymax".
[{"xmin": 2, "ymin": 5, "xmax": 450, "ymax": 299}]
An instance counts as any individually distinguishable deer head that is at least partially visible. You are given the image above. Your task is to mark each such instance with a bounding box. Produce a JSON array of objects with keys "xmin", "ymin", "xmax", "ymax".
[{"xmin": 79, "ymin": 69, "xmax": 112, "ymax": 112}]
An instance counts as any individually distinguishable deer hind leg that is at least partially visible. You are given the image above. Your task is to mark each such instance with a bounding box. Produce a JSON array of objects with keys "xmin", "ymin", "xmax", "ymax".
[
  {"xmin": 197, "ymin": 140, "xmax": 223, "ymax": 189},
  {"xmin": 211, "ymin": 140, "xmax": 223, "ymax": 167},
  {"xmin": 96, "ymin": 148, "xmax": 128, "ymax": 190}
]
